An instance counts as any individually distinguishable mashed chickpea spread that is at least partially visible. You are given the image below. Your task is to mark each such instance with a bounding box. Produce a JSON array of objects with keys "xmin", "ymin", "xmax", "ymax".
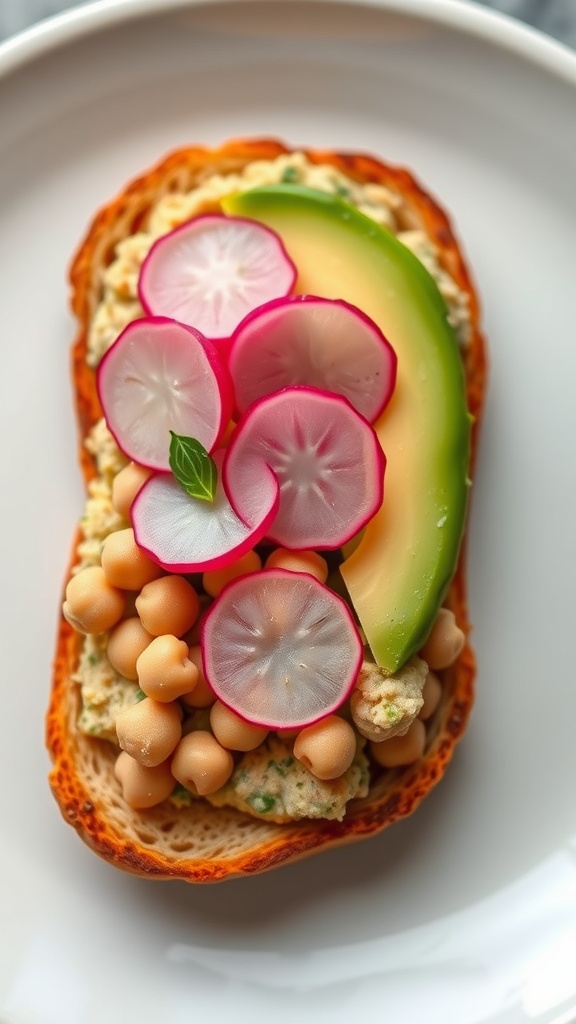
[
  {"xmin": 68, "ymin": 152, "xmax": 470, "ymax": 823},
  {"xmin": 88, "ymin": 152, "xmax": 470, "ymax": 368}
]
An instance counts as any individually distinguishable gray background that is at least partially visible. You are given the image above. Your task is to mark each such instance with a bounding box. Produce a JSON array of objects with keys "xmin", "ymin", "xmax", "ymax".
[{"xmin": 0, "ymin": 0, "xmax": 575, "ymax": 47}]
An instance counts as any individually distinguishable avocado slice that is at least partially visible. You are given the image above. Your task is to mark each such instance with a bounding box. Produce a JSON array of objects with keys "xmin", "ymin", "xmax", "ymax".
[{"xmin": 222, "ymin": 185, "xmax": 471, "ymax": 673}]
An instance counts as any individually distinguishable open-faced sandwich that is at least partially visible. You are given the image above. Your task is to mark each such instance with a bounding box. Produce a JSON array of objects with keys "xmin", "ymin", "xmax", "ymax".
[{"xmin": 47, "ymin": 138, "xmax": 487, "ymax": 882}]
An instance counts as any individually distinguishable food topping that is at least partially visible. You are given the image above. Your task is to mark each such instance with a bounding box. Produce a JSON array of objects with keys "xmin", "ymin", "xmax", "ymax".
[
  {"xmin": 97, "ymin": 317, "xmax": 233, "ymax": 470},
  {"xmin": 370, "ymin": 718, "xmax": 427, "ymax": 769},
  {"xmin": 201, "ymin": 569, "xmax": 363, "ymax": 730},
  {"xmin": 293, "ymin": 715, "xmax": 357, "ymax": 781},
  {"xmin": 206, "ymin": 735, "xmax": 369, "ymax": 823},
  {"xmin": 100, "ymin": 527, "xmax": 163, "ymax": 590},
  {"xmin": 229, "ymin": 295, "xmax": 396, "ymax": 421},
  {"xmin": 418, "ymin": 670, "xmax": 443, "ymax": 722},
  {"xmin": 225, "ymin": 184, "xmax": 471, "ymax": 674},
  {"xmin": 131, "ymin": 449, "xmax": 279, "ymax": 572},
  {"xmin": 263, "ymin": 547, "xmax": 328, "ymax": 583},
  {"xmin": 179, "ymin": 645, "xmax": 216, "ymax": 709},
  {"xmin": 171, "ymin": 730, "xmax": 234, "ymax": 796},
  {"xmin": 106, "ymin": 616, "xmax": 154, "ymax": 680},
  {"xmin": 114, "ymin": 750, "xmax": 175, "ymax": 809},
  {"xmin": 419, "ymin": 607, "xmax": 465, "ymax": 670},
  {"xmin": 115, "ymin": 697, "xmax": 182, "ymax": 768},
  {"xmin": 135, "ymin": 574, "xmax": 200, "ymax": 638},
  {"xmin": 136, "ymin": 634, "xmax": 199, "ymax": 702},
  {"xmin": 209, "ymin": 701, "xmax": 269, "ymax": 752},
  {"xmin": 202, "ymin": 548, "xmax": 262, "ymax": 599},
  {"xmin": 350, "ymin": 657, "xmax": 428, "ymax": 743},
  {"xmin": 111, "ymin": 461, "xmax": 153, "ymax": 521},
  {"xmin": 138, "ymin": 214, "xmax": 296, "ymax": 341},
  {"xmin": 63, "ymin": 566, "xmax": 126, "ymax": 635},
  {"xmin": 223, "ymin": 386, "xmax": 385, "ymax": 550},
  {"xmin": 67, "ymin": 154, "xmax": 473, "ymax": 820}
]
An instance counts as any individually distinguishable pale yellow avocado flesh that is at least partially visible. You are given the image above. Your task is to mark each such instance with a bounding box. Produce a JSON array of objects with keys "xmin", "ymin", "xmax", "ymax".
[{"xmin": 223, "ymin": 186, "xmax": 471, "ymax": 673}]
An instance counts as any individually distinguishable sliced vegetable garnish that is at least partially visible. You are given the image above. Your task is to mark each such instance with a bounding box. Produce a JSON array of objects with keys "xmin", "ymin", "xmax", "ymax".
[
  {"xmin": 223, "ymin": 386, "xmax": 385, "ymax": 550},
  {"xmin": 138, "ymin": 215, "xmax": 297, "ymax": 341},
  {"xmin": 229, "ymin": 295, "xmax": 397, "ymax": 421},
  {"xmin": 97, "ymin": 317, "xmax": 233, "ymax": 471},
  {"xmin": 201, "ymin": 569, "xmax": 363, "ymax": 729},
  {"xmin": 131, "ymin": 451, "xmax": 279, "ymax": 572}
]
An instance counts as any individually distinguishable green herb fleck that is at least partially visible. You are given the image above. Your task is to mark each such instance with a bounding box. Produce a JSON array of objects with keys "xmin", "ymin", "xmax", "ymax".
[
  {"xmin": 169, "ymin": 432, "xmax": 217, "ymax": 502},
  {"xmin": 335, "ymin": 184, "xmax": 351, "ymax": 199},
  {"xmin": 280, "ymin": 167, "xmax": 299, "ymax": 184},
  {"xmin": 247, "ymin": 792, "xmax": 276, "ymax": 814},
  {"xmin": 87, "ymin": 653, "xmax": 99, "ymax": 667},
  {"xmin": 170, "ymin": 783, "xmax": 193, "ymax": 807},
  {"xmin": 318, "ymin": 802, "xmax": 336, "ymax": 815},
  {"xmin": 172, "ymin": 783, "xmax": 191, "ymax": 798},
  {"xmin": 267, "ymin": 756, "xmax": 295, "ymax": 778},
  {"xmin": 385, "ymin": 705, "xmax": 401, "ymax": 723},
  {"xmin": 135, "ymin": 689, "xmax": 147, "ymax": 702}
]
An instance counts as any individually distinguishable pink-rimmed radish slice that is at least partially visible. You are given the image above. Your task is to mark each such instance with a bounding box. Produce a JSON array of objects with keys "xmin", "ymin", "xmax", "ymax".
[
  {"xmin": 229, "ymin": 295, "xmax": 397, "ymax": 422},
  {"xmin": 138, "ymin": 215, "xmax": 297, "ymax": 342},
  {"xmin": 201, "ymin": 569, "xmax": 363, "ymax": 729},
  {"xmin": 131, "ymin": 450, "xmax": 279, "ymax": 572},
  {"xmin": 224, "ymin": 386, "xmax": 385, "ymax": 550},
  {"xmin": 97, "ymin": 316, "xmax": 233, "ymax": 471}
]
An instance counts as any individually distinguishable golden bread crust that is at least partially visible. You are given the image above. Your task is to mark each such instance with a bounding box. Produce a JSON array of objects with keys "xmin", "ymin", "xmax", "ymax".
[{"xmin": 47, "ymin": 137, "xmax": 487, "ymax": 882}]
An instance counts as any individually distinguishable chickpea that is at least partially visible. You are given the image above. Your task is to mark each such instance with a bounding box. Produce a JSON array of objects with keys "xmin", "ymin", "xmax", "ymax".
[
  {"xmin": 116, "ymin": 698, "xmax": 182, "ymax": 767},
  {"xmin": 265, "ymin": 547, "xmax": 328, "ymax": 583},
  {"xmin": 180, "ymin": 644, "xmax": 216, "ymax": 708},
  {"xmin": 136, "ymin": 634, "xmax": 198, "ymax": 701},
  {"xmin": 171, "ymin": 731, "xmax": 234, "ymax": 796},
  {"xmin": 210, "ymin": 701, "xmax": 268, "ymax": 751},
  {"xmin": 114, "ymin": 750, "xmax": 174, "ymax": 808},
  {"xmin": 420, "ymin": 608, "xmax": 465, "ymax": 670},
  {"xmin": 136, "ymin": 575, "xmax": 200, "ymax": 638},
  {"xmin": 418, "ymin": 671, "xmax": 443, "ymax": 721},
  {"xmin": 370, "ymin": 718, "xmax": 426, "ymax": 768},
  {"xmin": 101, "ymin": 528, "xmax": 163, "ymax": 591},
  {"xmin": 202, "ymin": 549, "xmax": 261, "ymax": 598},
  {"xmin": 106, "ymin": 617, "xmax": 153, "ymax": 679},
  {"xmin": 293, "ymin": 715, "xmax": 356, "ymax": 780},
  {"xmin": 63, "ymin": 566, "xmax": 126, "ymax": 634},
  {"xmin": 111, "ymin": 462, "xmax": 152, "ymax": 521},
  {"xmin": 182, "ymin": 598, "xmax": 210, "ymax": 646}
]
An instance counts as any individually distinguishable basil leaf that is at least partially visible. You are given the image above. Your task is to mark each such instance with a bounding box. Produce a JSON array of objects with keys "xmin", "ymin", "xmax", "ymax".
[{"xmin": 169, "ymin": 432, "xmax": 217, "ymax": 502}]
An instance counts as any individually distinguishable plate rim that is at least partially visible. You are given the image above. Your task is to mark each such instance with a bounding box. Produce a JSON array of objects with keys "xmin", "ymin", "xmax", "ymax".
[{"xmin": 0, "ymin": 0, "xmax": 575, "ymax": 87}]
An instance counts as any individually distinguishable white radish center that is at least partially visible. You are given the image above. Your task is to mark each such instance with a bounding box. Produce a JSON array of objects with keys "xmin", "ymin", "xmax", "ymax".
[
  {"xmin": 201, "ymin": 570, "xmax": 363, "ymax": 728},
  {"xmin": 97, "ymin": 318, "xmax": 228, "ymax": 471},
  {"xmin": 139, "ymin": 216, "xmax": 296, "ymax": 339},
  {"xmin": 230, "ymin": 296, "xmax": 396, "ymax": 421},
  {"xmin": 224, "ymin": 387, "xmax": 384, "ymax": 550},
  {"xmin": 132, "ymin": 451, "xmax": 278, "ymax": 572}
]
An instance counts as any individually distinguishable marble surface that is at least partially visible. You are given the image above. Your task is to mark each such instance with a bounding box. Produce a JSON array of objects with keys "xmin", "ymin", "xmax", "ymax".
[{"xmin": 0, "ymin": 0, "xmax": 575, "ymax": 47}]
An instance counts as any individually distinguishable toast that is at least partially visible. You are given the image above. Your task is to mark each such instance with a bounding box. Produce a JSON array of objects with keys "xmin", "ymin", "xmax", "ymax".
[{"xmin": 47, "ymin": 138, "xmax": 487, "ymax": 882}]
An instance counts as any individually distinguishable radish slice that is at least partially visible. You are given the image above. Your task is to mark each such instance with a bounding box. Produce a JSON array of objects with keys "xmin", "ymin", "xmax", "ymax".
[
  {"xmin": 138, "ymin": 215, "xmax": 297, "ymax": 342},
  {"xmin": 229, "ymin": 295, "xmax": 397, "ymax": 422},
  {"xmin": 201, "ymin": 569, "xmax": 363, "ymax": 729},
  {"xmin": 131, "ymin": 450, "xmax": 279, "ymax": 572},
  {"xmin": 224, "ymin": 386, "xmax": 385, "ymax": 550},
  {"xmin": 97, "ymin": 317, "xmax": 233, "ymax": 471}
]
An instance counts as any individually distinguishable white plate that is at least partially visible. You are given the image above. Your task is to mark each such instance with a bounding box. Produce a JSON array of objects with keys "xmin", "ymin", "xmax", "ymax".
[{"xmin": 1, "ymin": 1, "xmax": 576, "ymax": 1021}]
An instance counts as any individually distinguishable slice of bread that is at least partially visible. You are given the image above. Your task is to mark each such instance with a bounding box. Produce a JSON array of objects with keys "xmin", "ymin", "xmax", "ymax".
[{"xmin": 47, "ymin": 138, "xmax": 487, "ymax": 882}]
